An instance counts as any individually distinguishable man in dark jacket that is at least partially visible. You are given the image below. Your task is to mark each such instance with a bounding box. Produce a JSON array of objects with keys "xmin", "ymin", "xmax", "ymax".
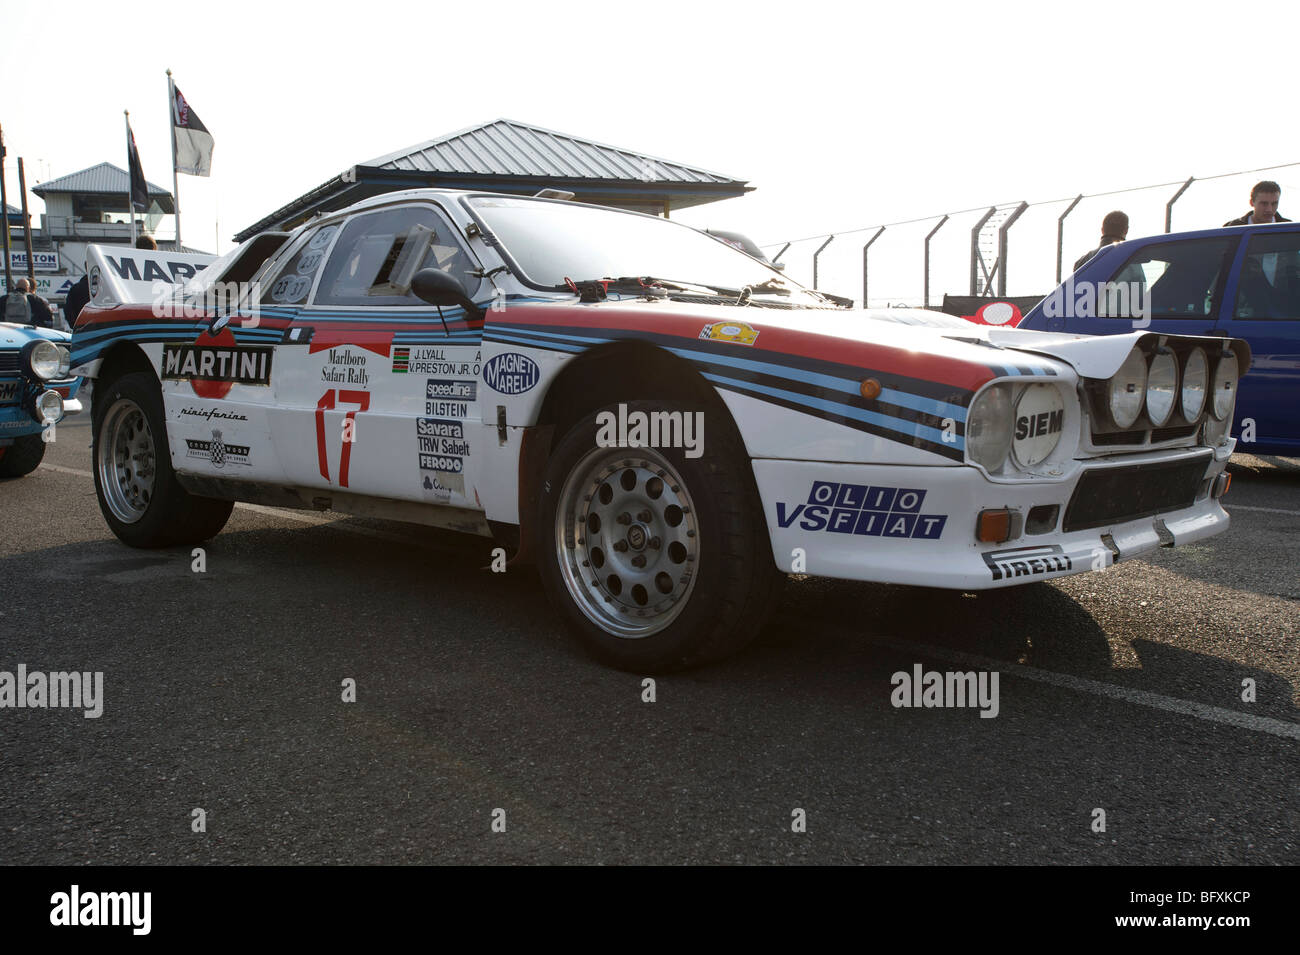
[
  {"xmin": 1224, "ymin": 181, "xmax": 1290, "ymax": 226},
  {"xmin": 63, "ymin": 275, "xmax": 90, "ymax": 326},
  {"xmin": 1074, "ymin": 210, "xmax": 1129, "ymax": 272},
  {"xmin": 15, "ymin": 278, "xmax": 56, "ymax": 329}
]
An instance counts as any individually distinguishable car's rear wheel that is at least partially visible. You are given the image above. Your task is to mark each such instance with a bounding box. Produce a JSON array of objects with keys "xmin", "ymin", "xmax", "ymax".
[
  {"xmin": 93, "ymin": 372, "xmax": 233, "ymax": 547},
  {"xmin": 538, "ymin": 400, "xmax": 782, "ymax": 672},
  {"xmin": 0, "ymin": 433, "xmax": 47, "ymax": 478}
]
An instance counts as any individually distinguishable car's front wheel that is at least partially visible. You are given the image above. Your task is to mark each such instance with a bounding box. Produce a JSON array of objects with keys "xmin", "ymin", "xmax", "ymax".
[
  {"xmin": 537, "ymin": 400, "xmax": 781, "ymax": 672},
  {"xmin": 0, "ymin": 433, "xmax": 47, "ymax": 478},
  {"xmin": 93, "ymin": 372, "xmax": 233, "ymax": 547}
]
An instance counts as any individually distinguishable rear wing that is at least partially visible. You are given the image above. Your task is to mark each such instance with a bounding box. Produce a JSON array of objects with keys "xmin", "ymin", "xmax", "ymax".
[{"xmin": 86, "ymin": 244, "xmax": 218, "ymax": 307}]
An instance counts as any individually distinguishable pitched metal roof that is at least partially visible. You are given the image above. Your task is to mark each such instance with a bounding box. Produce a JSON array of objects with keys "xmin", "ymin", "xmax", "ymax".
[
  {"xmin": 363, "ymin": 118, "xmax": 741, "ymax": 185},
  {"xmin": 32, "ymin": 162, "xmax": 172, "ymax": 198},
  {"xmin": 235, "ymin": 119, "xmax": 751, "ymax": 241}
]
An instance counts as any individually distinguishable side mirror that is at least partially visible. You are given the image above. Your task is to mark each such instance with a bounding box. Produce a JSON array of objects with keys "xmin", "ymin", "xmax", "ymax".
[{"xmin": 412, "ymin": 268, "xmax": 482, "ymax": 319}]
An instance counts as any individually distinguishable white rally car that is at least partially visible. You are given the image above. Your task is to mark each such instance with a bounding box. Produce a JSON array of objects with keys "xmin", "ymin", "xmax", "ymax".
[{"xmin": 71, "ymin": 190, "xmax": 1249, "ymax": 671}]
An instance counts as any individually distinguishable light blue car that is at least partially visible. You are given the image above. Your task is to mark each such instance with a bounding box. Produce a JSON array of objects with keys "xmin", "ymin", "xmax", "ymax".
[{"xmin": 0, "ymin": 319, "xmax": 82, "ymax": 477}]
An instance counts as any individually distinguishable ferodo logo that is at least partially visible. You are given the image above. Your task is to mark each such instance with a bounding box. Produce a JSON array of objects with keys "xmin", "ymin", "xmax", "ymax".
[
  {"xmin": 161, "ymin": 329, "xmax": 273, "ymax": 399},
  {"xmin": 1012, "ymin": 384, "xmax": 1065, "ymax": 467},
  {"xmin": 483, "ymin": 352, "xmax": 539, "ymax": 395}
]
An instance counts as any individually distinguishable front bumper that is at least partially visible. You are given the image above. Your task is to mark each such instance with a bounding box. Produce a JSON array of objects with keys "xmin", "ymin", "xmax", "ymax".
[
  {"xmin": 0, "ymin": 377, "xmax": 83, "ymax": 442},
  {"xmin": 754, "ymin": 447, "xmax": 1229, "ymax": 590}
]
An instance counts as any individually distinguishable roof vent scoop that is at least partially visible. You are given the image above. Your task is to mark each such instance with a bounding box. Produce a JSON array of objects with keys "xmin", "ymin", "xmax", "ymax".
[{"xmin": 534, "ymin": 188, "xmax": 575, "ymax": 200}]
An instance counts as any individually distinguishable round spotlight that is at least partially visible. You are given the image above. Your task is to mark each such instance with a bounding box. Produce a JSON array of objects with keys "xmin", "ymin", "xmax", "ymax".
[
  {"xmin": 1107, "ymin": 347, "xmax": 1147, "ymax": 429},
  {"xmin": 1211, "ymin": 354, "xmax": 1239, "ymax": 421},
  {"xmin": 1180, "ymin": 347, "xmax": 1208, "ymax": 421},
  {"xmin": 1145, "ymin": 350, "xmax": 1178, "ymax": 427},
  {"xmin": 37, "ymin": 389, "xmax": 64, "ymax": 425}
]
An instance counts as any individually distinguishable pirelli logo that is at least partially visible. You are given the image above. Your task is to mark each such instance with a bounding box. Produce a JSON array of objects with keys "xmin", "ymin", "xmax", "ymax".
[
  {"xmin": 982, "ymin": 544, "xmax": 1072, "ymax": 582},
  {"xmin": 162, "ymin": 344, "xmax": 273, "ymax": 385}
]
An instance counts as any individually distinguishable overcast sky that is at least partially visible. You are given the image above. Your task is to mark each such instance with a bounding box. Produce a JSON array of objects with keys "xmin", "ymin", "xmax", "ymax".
[{"xmin": 3, "ymin": 0, "xmax": 1296, "ymax": 303}]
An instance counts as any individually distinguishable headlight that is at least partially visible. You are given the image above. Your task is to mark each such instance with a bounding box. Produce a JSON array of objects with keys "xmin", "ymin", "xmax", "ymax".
[
  {"xmin": 36, "ymin": 389, "xmax": 64, "ymax": 425},
  {"xmin": 1107, "ymin": 347, "xmax": 1147, "ymax": 428},
  {"xmin": 1180, "ymin": 347, "xmax": 1208, "ymax": 421},
  {"xmin": 968, "ymin": 383, "xmax": 1014, "ymax": 471},
  {"xmin": 1211, "ymin": 353, "xmax": 1238, "ymax": 420},
  {"xmin": 1011, "ymin": 383, "xmax": 1066, "ymax": 467},
  {"xmin": 25, "ymin": 340, "xmax": 70, "ymax": 380},
  {"xmin": 1145, "ymin": 349, "xmax": 1178, "ymax": 427}
]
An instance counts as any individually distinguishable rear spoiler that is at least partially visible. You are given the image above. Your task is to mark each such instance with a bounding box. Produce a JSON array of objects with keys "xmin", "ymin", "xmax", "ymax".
[{"xmin": 85, "ymin": 244, "xmax": 218, "ymax": 307}]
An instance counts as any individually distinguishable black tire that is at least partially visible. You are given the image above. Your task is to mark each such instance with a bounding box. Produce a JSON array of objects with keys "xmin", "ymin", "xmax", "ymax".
[
  {"xmin": 92, "ymin": 372, "xmax": 234, "ymax": 547},
  {"xmin": 0, "ymin": 433, "xmax": 47, "ymax": 478},
  {"xmin": 537, "ymin": 399, "xmax": 783, "ymax": 672}
]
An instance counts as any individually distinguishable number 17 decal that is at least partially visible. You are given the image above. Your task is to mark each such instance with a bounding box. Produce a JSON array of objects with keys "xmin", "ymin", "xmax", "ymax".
[{"xmin": 316, "ymin": 388, "xmax": 370, "ymax": 487}]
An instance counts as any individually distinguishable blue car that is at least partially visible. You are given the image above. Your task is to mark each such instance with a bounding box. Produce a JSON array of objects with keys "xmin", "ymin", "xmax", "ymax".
[
  {"xmin": 1020, "ymin": 223, "xmax": 1300, "ymax": 455},
  {"xmin": 0, "ymin": 321, "xmax": 82, "ymax": 477}
]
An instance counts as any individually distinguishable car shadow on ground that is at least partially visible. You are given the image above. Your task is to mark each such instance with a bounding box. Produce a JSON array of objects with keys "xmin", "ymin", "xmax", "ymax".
[{"xmin": 7, "ymin": 516, "xmax": 1296, "ymax": 725}]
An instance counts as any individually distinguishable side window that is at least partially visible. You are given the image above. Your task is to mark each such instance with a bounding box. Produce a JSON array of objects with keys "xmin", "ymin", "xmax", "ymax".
[
  {"xmin": 313, "ymin": 205, "xmax": 481, "ymax": 307},
  {"xmin": 1234, "ymin": 231, "xmax": 1300, "ymax": 320},
  {"xmin": 1101, "ymin": 238, "xmax": 1235, "ymax": 319},
  {"xmin": 259, "ymin": 224, "xmax": 339, "ymax": 305}
]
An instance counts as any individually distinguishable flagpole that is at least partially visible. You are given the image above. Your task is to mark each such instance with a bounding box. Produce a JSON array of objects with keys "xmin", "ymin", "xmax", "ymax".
[
  {"xmin": 124, "ymin": 110, "xmax": 137, "ymax": 244},
  {"xmin": 167, "ymin": 68, "xmax": 181, "ymax": 249}
]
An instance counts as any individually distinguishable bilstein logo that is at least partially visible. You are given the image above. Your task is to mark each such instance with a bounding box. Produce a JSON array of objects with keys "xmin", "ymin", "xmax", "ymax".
[
  {"xmin": 161, "ymin": 329, "xmax": 273, "ymax": 399},
  {"xmin": 483, "ymin": 352, "xmax": 539, "ymax": 395}
]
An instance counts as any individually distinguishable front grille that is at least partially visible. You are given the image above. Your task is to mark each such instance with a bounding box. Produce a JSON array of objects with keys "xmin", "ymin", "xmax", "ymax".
[
  {"xmin": 1063, "ymin": 455, "xmax": 1210, "ymax": 532},
  {"xmin": 0, "ymin": 352, "xmax": 19, "ymax": 376}
]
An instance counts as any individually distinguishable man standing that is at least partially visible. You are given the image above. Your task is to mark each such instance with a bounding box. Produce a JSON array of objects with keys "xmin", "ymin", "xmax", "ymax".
[
  {"xmin": 15, "ymin": 277, "xmax": 56, "ymax": 329},
  {"xmin": 1073, "ymin": 211, "xmax": 1129, "ymax": 272},
  {"xmin": 1224, "ymin": 181, "xmax": 1290, "ymax": 226}
]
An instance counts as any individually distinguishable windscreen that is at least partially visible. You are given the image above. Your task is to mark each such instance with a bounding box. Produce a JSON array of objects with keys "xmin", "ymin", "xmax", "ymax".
[{"xmin": 467, "ymin": 196, "xmax": 823, "ymax": 304}]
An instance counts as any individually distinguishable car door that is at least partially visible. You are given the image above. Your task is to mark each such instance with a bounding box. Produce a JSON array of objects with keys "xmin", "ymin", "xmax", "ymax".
[
  {"xmin": 1059, "ymin": 234, "xmax": 1240, "ymax": 339},
  {"xmin": 266, "ymin": 201, "xmax": 488, "ymax": 508},
  {"xmin": 1215, "ymin": 226, "xmax": 1300, "ymax": 452}
]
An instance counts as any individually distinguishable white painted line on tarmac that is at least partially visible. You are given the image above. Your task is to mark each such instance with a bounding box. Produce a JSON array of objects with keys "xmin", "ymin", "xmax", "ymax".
[
  {"xmin": 872, "ymin": 636, "xmax": 1300, "ymax": 741},
  {"xmin": 38, "ymin": 463, "xmax": 93, "ymax": 478},
  {"xmin": 1228, "ymin": 504, "xmax": 1300, "ymax": 517}
]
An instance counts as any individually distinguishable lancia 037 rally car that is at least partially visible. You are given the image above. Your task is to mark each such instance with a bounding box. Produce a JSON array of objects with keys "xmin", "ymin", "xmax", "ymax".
[
  {"xmin": 0, "ymin": 315, "xmax": 80, "ymax": 477},
  {"xmin": 70, "ymin": 190, "xmax": 1249, "ymax": 670}
]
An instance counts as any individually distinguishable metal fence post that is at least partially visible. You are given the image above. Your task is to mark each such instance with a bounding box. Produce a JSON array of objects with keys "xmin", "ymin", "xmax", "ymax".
[
  {"xmin": 812, "ymin": 235, "xmax": 834, "ymax": 290},
  {"xmin": 996, "ymin": 202, "xmax": 1029, "ymax": 296},
  {"xmin": 1056, "ymin": 194, "xmax": 1083, "ymax": 284},
  {"xmin": 923, "ymin": 215, "xmax": 949, "ymax": 309},
  {"xmin": 1165, "ymin": 177, "xmax": 1195, "ymax": 232},
  {"xmin": 771, "ymin": 242, "xmax": 791, "ymax": 266},
  {"xmin": 862, "ymin": 227, "xmax": 885, "ymax": 308},
  {"xmin": 969, "ymin": 207, "xmax": 996, "ymax": 295}
]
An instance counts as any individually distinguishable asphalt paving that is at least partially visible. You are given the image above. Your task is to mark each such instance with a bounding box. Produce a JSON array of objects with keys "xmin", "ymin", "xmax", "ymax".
[{"xmin": 1, "ymin": 417, "xmax": 1296, "ymax": 864}]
